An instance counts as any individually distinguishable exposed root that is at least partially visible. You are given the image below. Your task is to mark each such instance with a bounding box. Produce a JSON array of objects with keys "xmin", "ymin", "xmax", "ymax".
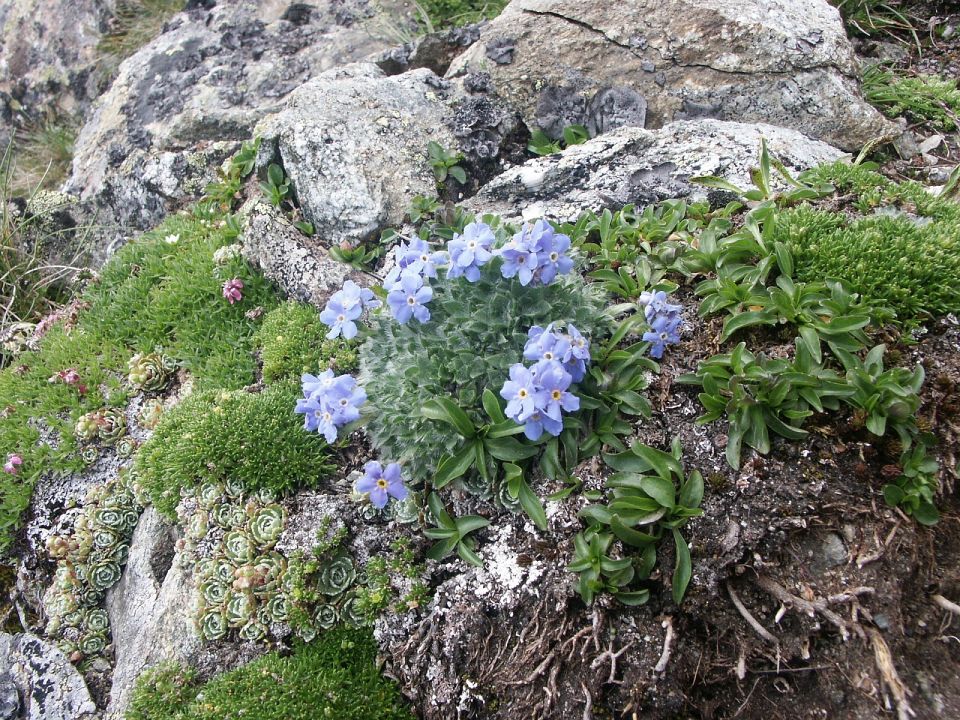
[
  {"xmin": 933, "ymin": 593, "xmax": 960, "ymax": 616},
  {"xmin": 581, "ymin": 681, "xmax": 593, "ymax": 720},
  {"xmin": 506, "ymin": 651, "xmax": 556, "ymax": 685},
  {"xmin": 590, "ymin": 639, "xmax": 634, "ymax": 685},
  {"xmin": 654, "ymin": 616, "xmax": 675, "ymax": 674},
  {"xmin": 755, "ymin": 575, "xmax": 874, "ymax": 642},
  {"xmin": 869, "ymin": 628, "xmax": 915, "ymax": 720},
  {"xmin": 727, "ymin": 581, "xmax": 779, "ymax": 645}
]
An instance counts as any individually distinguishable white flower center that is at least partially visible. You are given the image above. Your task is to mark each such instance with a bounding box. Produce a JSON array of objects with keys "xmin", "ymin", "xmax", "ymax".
[{"xmin": 407, "ymin": 296, "xmax": 416, "ymax": 305}]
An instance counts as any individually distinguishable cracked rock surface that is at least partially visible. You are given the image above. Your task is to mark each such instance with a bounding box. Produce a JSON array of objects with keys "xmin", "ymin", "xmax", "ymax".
[
  {"xmin": 465, "ymin": 119, "xmax": 848, "ymax": 221},
  {"xmin": 446, "ymin": 0, "xmax": 896, "ymax": 150}
]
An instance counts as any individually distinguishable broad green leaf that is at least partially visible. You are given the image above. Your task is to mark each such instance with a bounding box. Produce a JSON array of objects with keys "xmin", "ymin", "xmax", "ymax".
[
  {"xmin": 610, "ymin": 515, "xmax": 657, "ymax": 547},
  {"xmin": 485, "ymin": 436, "xmax": 538, "ymax": 461},
  {"xmin": 672, "ymin": 528, "xmax": 692, "ymax": 604},
  {"xmin": 457, "ymin": 542, "xmax": 484, "ymax": 567},
  {"xmin": 421, "ymin": 397, "xmax": 476, "ymax": 438},
  {"xmin": 434, "ymin": 443, "xmax": 477, "ymax": 489},
  {"xmin": 518, "ymin": 478, "xmax": 548, "ymax": 531},
  {"xmin": 679, "ymin": 470, "xmax": 704, "ymax": 509},
  {"xmin": 631, "ymin": 442, "xmax": 683, "ymax": 480},
  {"xmin": 482, "ymin": 388, "xmax": 506, "ymax": 424},
  {"xmin": 455, "ymin": 515, "xmax": 491, "ymax": 536}
]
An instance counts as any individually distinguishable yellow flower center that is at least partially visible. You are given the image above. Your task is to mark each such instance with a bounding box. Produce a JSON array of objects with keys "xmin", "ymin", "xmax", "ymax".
[
  {"xmin": 518, "ymin": 389, "xmax": 528, "ymax": 398},
  {"xmin": 552, "ymin": 390, "xmax": 562, "ymax": 400},
  {"xmin": 377, "ymin": 478, "xmax": 388, "ymax": 489}
]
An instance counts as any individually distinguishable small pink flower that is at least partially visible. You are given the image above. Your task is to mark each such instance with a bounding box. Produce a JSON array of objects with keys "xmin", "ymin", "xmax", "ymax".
[
  {"xmin": 3, "ymin": 454, "xmax": 23, "ymax": 475},
  {"xmin": 47, "ymin": 369, "xmax": 87, "ymax": 395},
  {"xmin": 222, "ymin": 278, "xmax": 244, "ymax": 304}
]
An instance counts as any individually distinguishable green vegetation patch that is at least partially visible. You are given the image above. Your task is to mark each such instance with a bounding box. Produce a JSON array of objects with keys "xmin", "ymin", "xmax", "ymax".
[
  {"xmin": 773, "ymin": 162, "xmax": 960, "ymax": 320},
  {"xmin": 98, "ymin": 1, "xmax": 187, "ymax": 65},
  {"xmin": 135, "ymin": 382, "xmax": 336, "ymax": 518},
  {"xmin": 863, "ymin": 66, "xmax": 960, "ymax": 130},
  {"xmin": 126, "ymin": 629, "xmax": 412, "ymax": 720},
  {"xmin": 417, "ymin": 0, "xmax": 509, "ymax": 28},
  {"xmin": 255, "ymin": 302, "xmax": 358, "ymax": 384}
]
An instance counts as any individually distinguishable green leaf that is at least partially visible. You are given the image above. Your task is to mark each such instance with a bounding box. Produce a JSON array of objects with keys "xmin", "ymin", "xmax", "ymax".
[
  {"xmin": 641, "ymin": 475, "xmax": 676, "ymax": 508},
  {"xmin": 720, "ymin": 310, "xmax": 776, "ymax": 342},
  {"xmin": 448, "ymin": 165, "xmax": 467, "ymax": 185},
  {"xmin": 613, "ymin": 589, "xmax": 650, "ymax": 606},
  {"xmin": 797, "ymin": 325, "xmax": 822, "ymax": 364},
  {"xmin": 455, "ymin": 515, "xmax": 491, "ymax": 536},
  {"xmin": 610, "ymin": 515, "xmax": 657, "ymax": 547},
  {"xmin": 426, "ymin": 536, "xmax": 458, "ymax": 561},
  {"xmin": 913, "ymin": 502, "xmax": 940, "ymax": 526},
  {"xmin": 518, "ymin": 478, "xmax": 548, "ymax": 531},
  {"xmin": 421, "ymin": 397, "xmax": 477, "ymax": 438},
  {"xmin": 434, "ymin": 443, "xmax": 477, "ymax": 489},
  {"xmin": 427, "ymin": 493, "xmax": 454, "ymax": 529},
  {"xmin": 679, "ymin": 470, "xmax": 704, "ymax": 509},
  {"xmin": 540, "ymin": 438, "xmax": 563, "ymax": 480},
  {"xmin": 579, "ymin": 504, "xmax": 613, "ymax": 526},
  {"xmin": 485, "ymin": 436, "xmax": 538, "ymax": 461},
  {"xmin": 486, "ymin": 420, "xmax": 527, "ymax": 438},
  {"xmin": 457, "ymin": 542, "xmax": 484, "ymax": 567},
  {"xmin": 482, "ymin": 388, "xmax": 506, "ymax": 424},
  {"xmin": 602, "ymin": 450, "xmax": 653, "ymax": 473},
  {"xmin": 423, "ymin": 527, "xmax": 457, "ymax": 539},
  {"xmin": 631, "ymin": 443, "xmax": 683, "ymax": 480},
  {"xmin": 672, "ymin": 528, "xmax": 692, "ymax": 604}
]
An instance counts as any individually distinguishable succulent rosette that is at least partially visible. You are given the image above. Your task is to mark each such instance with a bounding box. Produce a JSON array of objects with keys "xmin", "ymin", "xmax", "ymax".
[
  {"xmin": 88, "ymin": 561, "xmax": 122, "ymax": 592},
  {"xmin": 316, "ymin": 553, "xmax": 356, "ymax": 596},
  {"xmin": 78, "ymin": 633, "xmax": 107, "ymax": 656},
  {"xmin": 248, "ymin": 504, "xmax": 285, "ymax": 547},
  {"xmin": 226, "ymin": 592, "xmax": 257, "ymax": 628},
  {"xmin": 97, "ymin": 408, "xmax": 128, "ymax": 445},
  {"xmin": 223, "ymin": 530, "xmax": 255, "ymax": 564},
  {"xmin": 200, "ymin": 609, "xmax": 228, "ymax": 641},
  {"xmin": 264, "ymin": 593, "xmax": 290, "ymax": 623},
  {"xmin": 238, "ymin": 620, "xmax": 268, "ymax": 642},
  {"xmin": 314, "ymin": 603, "xmax": 338, "ymax": 630},
  {"xmin": 84, "ymin": 608, "xmax": 110, "ymax": 633},
  {"xmin": 201, "ymin": 579, "xmax": 230, "ymax": 606},
  {"xmin": 339, "ymin": 593, "xmax": 368, "ymax": 628},
  {"xmin": 127, "ymin": 351, "xmax": 175, "ymax": 392}
]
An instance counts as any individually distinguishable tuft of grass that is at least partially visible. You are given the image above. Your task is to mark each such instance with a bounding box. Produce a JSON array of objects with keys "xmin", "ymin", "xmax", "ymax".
[
  {"xmin": 125, "ymin": 629, "xmax": 413, "ymax": 720},
  {"xmin": 831, "ymin": 0, "xmax": 920, "ymax": 45},
  {"xmin": 97, "ymin": 0, "xmax": 186, "ymax": 65},
  {"xmin": 863, "ymin": 66, "xmax": 960, "ymax": 131},
  {"xmin": 5, "ymin": 121, "xmax": 77, "ymax": 196},
  {"xmin": 415, "ymin": 0, "xmax": 509, "ymax": 28},
  {"xmin": 774, "ymin": 162, "xmax": 960, "ymax": 320}
]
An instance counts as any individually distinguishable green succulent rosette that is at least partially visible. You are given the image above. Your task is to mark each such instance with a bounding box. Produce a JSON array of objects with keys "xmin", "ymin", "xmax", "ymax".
[
  {"xmin": 115, "ymin": 436, "xmax": 139, "ymax": 458},
  {"xmin": 138, "ymin": 398, "xmax": 165, "ymax": 430},
  {"xmin": 78, "ymin": 632, "xmax": 108, "ymax": 656},
  {"xmin": 226, "ymin": 592, "xmax": 257, "ymax": 628},
  {"xmin": 390, "ymin": 491, "xmax": 422, "ymax": 525},
  {"xmin": 104, "ymin": 542, "xmax": 130, "ymax": 566},
  {"xmin": 359, "ymin": 503, "xmax": 382, "ymax": 522},
  {"xmin": 223, "ymin": 530, "xmax": 255, "ymax": 564},
  {"xmin": 496, "ymin": 480, "xmax": 523, "ymax": 514},
  {"xmin": 198, "ymin": 482, "xmax": 224, "ymax": 510},
  {"xmin": 88, "ymin": 560, "xmax": 122, "ymax": 592},
  {"xmin": 74, "ymin": 412, "xmax": 100, "ymax": 441},
  {"xmin": 314, "ymin": 603, "xmax": 338, "ymax": 630},
  {"xmin": 84, "ymin": 608, "xmax": 110, "ymax": 633},
  {"xmin": 264, "ymin": 593, "xmax": 290, "ymax": 623},
  {"xmin": 224, "ymin": 477, "xmax": 245, "ymax": 500},
  {"xmin": 213, "ymin": 557, "xmax": 236, "ymax": 584},
  {"xmin": 316, "ymin": 553, "xmax": 356, "ymax": 596},
  {"xmin": 97, "ymin": 408, "xmax": 128, "ymax": 445},
  {"xmin": 80, "ymin": 446, "xmax": 100, "ymax": 465},
  {"xmin": 63, "ymin": 609, "xmax": 86, "ymax": 627},
  {"xmin": 187, "ymin": 511, "xmax": 210, "ymax": 541},
  {"xmin": 200, "ymin": 609, "xmax": 228, "ymax": 641},
  {"xmin": 92, "ymin": 507, "xmax": 126, "ymax": 530},
  {"xmin": 92, "ymin": 526, "xmax": 120, "ymax": 550},
  {"xmin": 238, "ymin": 620, "xmax": 268, "ymax": 642},
  {"xmin": 296, "ymin": 624, "xmax": 318, "ymax": 642},
  {"xmin": 248, "ymin": 504, "xmax": 285, "ymax": 547},
  {"xmin": 127, "ymin": 351, "xmax": 174, "ymax": 393},
  {"xmin": 338, "ymin": 593, "xmax": 368, "ymax": 628},
  {"xmin": 201, "ymin": 579, "xmax": 230, "ymax": 606},
  {"xmin": 78, "ymin": 586, "xmax": 103, "ymax": 608}
]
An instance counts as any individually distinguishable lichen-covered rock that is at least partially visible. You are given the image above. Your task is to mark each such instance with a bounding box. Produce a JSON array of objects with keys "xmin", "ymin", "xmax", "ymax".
[
  {"xmin": 253, "ymin": 63, "xmax": 456, "ymax": 247},
  {"xmin": 65, "ymin": 1, "xmax": 394, "ymax": 259},
  {"xmin": 0, "ymin": 0, "xmax": 113, "ymax": 145},
  {"xmin": 0, "ymin": 632, "xmax": 97, "ymax": 720},
  {"xmin": 239, "ymin": 199, "xmax": 372, "ymax": 309},
  {"xmin": 466, "ymin": 120, "xmax": 848, "ymax": 221},
  {"xmin": 104, "ymin": 507, "xmax": 199, "ymax": 718},
  {"xmin": 446, "ymin": 0, "xmax": 896, "ymax": 151}
]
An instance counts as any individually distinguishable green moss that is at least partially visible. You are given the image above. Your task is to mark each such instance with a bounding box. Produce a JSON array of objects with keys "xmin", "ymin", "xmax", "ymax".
[
  {"xmin": 863, "ymin": 66, "xmax": 960, "ymax": 130},
  {"xmin": 126, "ymin": 630, "xmax": 413, "ymax": 720},
  {"xmin": 775, "ymin": 163, "xmax": 960, "ymax": 320},
  {"xmin": 256, "ymin": 302, "xmax": 358, "ymax": 384},
  {"xmin": 135, "ymin": 382, "xmax": 335, "ymax": 518}
]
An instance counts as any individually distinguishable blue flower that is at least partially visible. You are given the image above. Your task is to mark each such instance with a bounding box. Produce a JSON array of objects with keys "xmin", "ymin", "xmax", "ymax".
[
  {"xmin": 498, "ymin": 231, "xmax": 539, "ymax": 286},
  {"xmin": 296, "ymin": 371, "xmax": 366, "ymax": 442},
  {"xmin": 500, "ymin": 363, "xmax": 544, "ymax": 422},
  {"xmin": 523, "ymin": 324, "xmax": 570, "ymax": 364},
  {"xmin": 564, "ymin": 324, "xmax": 590, "ymax": 361},
  {"xmin": 294, "ymin": 395, "xmax": 339, "ymax": 442},
  {"xmin": 301, "ymin": 370, "xmax": 353, "ymax": 399},
  {"xmin": 447, "ymin": 222, "xmax": 495, "ymax": 282},
  {"xmin": 318, "ymin": 281, "xmax": 380, "ymax": 339},
  {"xmin": 639, "ymin": 290, "xmax": 682, "ymax": 325},
  {"xmin": 521, "ymin": 410, "xmax": 563, "ymax": 441},
  {"xmin": 536, "ymin": 361, "xmax": 580, "ymax": 421},
  {"xmin": 528, "ymin": 219, "xmax": 574, "ymax": 285},
  {"xmin": 642, "ymin": 313, "xmax": 682, "ymax": 359},
  {"xmin": 355, "ymin": 461, "xmax": 408, "ymax": 509},
  {"xmin": 386, "ymin": 271, "xmax": 433, "ymax": 324},
  {"xmin": 395, "ymin": 238, "xmax": 445, "ymax": 279}
]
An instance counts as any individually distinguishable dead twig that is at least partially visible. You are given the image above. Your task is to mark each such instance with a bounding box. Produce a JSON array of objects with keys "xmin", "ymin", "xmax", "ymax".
[
  {"xmin": 506, "ymin": 651, "xmax": 555, "ymax": 686},
  {"xmin": 727, "ymin": 581, "xmax": 779, "ymax": 645},
  {"xmin": 869, "ymin": 628, "xmax": 915, "ymax": 720},
  {"xmin": 590, "ymin": 640, "xmax": 634, "ymax": 685},
  {"xmin": 654, "ymin": 616, "xmax": 675, "ymax": 674},
  {"xmin": 756, "ymin": 576, "xmax": 874, "ymax": 641},
  {"xmin": 581, "ymin": 681, "xmax": 593, "ymax": 720}
]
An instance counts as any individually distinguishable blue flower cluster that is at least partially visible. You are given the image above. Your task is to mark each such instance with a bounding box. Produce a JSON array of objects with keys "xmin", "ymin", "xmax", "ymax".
[
  {"xmin": 447, "ymin": 222, "xmax": 495, "ymax": 282},
  {"xmin": 639, "ymin": 290, "xmax": 683, "ymax": 359},
  {"xmin": 383, "ymin": 238, "xmax": 446, "ymax": 325},
  {"xmin": 498, "ymin": 219, "xmax": 574, "ymax": 287},
  {"xmin": 355, "ymin": 461, "xmax": 408, "ymax": 509},
  {"xmin": 294, "ymin": 370, "xmax": 366, "ymax": 443},
  {"xmin": 499, "ymin": 324, "xmax": 589, "ymax": 441},
  {"xmin": 319, "ymin": 280, "xmax": 380, "ymax": 340}
]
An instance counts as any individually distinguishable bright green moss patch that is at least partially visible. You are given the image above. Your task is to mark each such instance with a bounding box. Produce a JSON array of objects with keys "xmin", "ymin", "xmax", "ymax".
[
  {"xmin": 135, "ymin": 382, "xmax": 335, "ymax": 518},
  {"xmin": 256, "ymin": 302, "xmax": 358, "ymax": 384},
  {"xmin": 1, "ymin": 211, "xmax": 281, "ymax": 549},
  {"xmin": 126, "ymin": 629, "xmax": 413, "ymax": 720},
  {"xmin": 774, "ymin": 163, "xmax": 960, "ymax": 320}
]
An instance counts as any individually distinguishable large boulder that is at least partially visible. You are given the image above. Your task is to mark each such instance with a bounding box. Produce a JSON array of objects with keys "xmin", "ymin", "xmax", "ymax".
[
  {"xmin": 466, "ymin": 119, "xmax": 848, "ymax": 221},
  {"xmin": 0, "ymin": 632, "xmax": 97, "ymax": 720},
  {"xmin": 0, "ymin": 0, "xmax": 114, "ymax": 145},
  {"xmin": 253, "ymin": 63, "xmax": 457, "ymax": 248},
  {"xmin": 446, "ymin": 0, "xmax": 896, "ymax": 151},
  {"xmin": 64, "ymin": 1, "xmax": 395, "ymax": 259}
]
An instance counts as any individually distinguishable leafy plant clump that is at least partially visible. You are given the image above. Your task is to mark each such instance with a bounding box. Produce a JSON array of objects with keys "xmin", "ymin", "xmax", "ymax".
[
  {"xmin": 136, "ymin": 383, "xmax": 335, "ymax": 518},
  {"xmin": 125, "ymin": 629, "xmax": 412, "ymax": 720},
  {"xmin": 415, "ymin": 0, "xmax": 509, "ymax": 28},
  {"xmin": 98, "ymin": 0, "xmax": 187, "ymax": 65}
]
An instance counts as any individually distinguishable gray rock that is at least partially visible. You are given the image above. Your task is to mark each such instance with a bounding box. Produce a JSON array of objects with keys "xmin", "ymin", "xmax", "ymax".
[
  {"xmin": 446, "ymin": 0, "xmax": 897, "ymax": 151},
  {"xmin": 253, "ymin": 63, "xmax": 456, "ymax": 248},
  {"xmin": 239, "ymin": 199, "xmax": 372, "ymax": 309},
  {"xmin": 0, "ymin": 632, "xmax": 96, "ymax": 720},
  {"xmin": 465, "ymin": 120, "xmax": 848, "ymax": 222},
  {"xmin": 104, "ymin": 507, "xmax": 199, "ymax": 718},
  {"xmin": 0, "ymin": 0, "xmax": 113, "ymax": 144},
  {"xmin": 65, "ymin": 1, "xmax": 394, "ymax": 260}
]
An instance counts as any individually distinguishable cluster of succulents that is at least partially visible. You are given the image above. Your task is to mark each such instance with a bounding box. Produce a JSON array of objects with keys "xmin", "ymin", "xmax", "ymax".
[
  {"xmin": 42, "ymin": 470, "xmax": 146, "ymax": 664},
  {"xmin": 127, "ymin": 351, "xmax": 176, "ymax": 393},
  {"xmin": 138, "ymin": 398, "xmax": 165, "ymax": 430},
  {"xmin": 74, "ymin": 407, "xmax": 128, "ymax": 446}
]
